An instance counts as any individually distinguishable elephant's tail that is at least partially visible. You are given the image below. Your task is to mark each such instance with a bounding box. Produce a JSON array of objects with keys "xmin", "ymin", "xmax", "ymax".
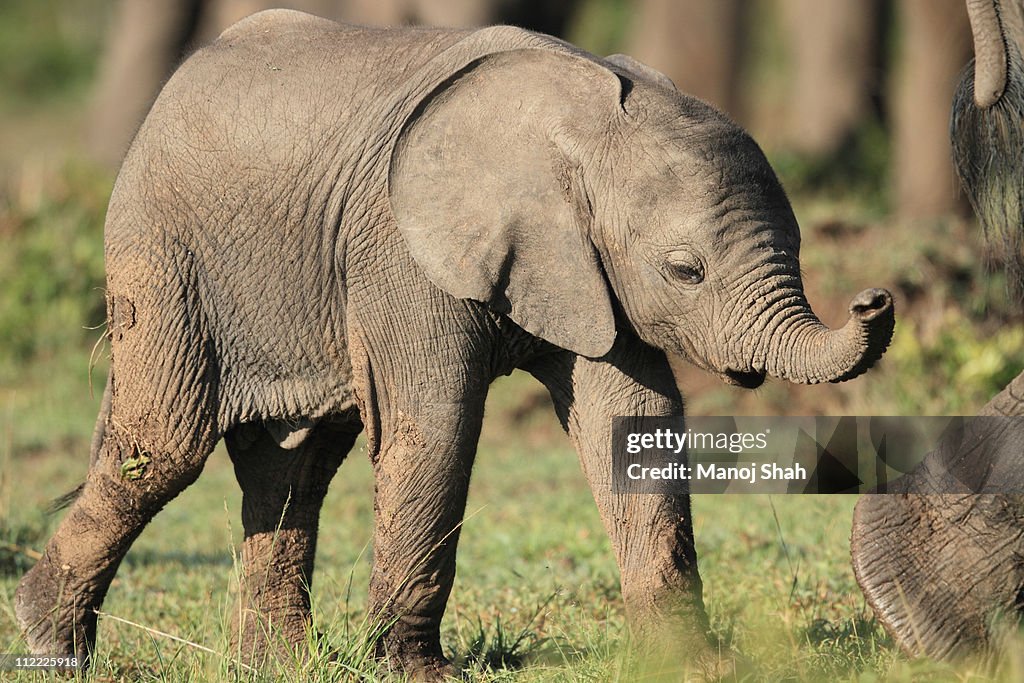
[
  {"xmin": 45, "ymin": 372, "xmax": 113, "ymax": 515},
  {"xmin": 45, "ymin": 484, "xmax": 84, "ymax": 515},
  {"xmin": 88, "ymin": 371, "xmax": 113, "ymax": 468}
]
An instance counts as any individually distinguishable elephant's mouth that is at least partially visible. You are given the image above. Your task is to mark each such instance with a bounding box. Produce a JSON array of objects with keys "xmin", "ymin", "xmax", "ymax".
[{"xmin": 722, "ymin": 368, "xmax": 766, "ymax": 389}]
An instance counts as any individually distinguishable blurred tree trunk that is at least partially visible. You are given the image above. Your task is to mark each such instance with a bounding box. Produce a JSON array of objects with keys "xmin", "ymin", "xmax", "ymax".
[
  {"xmin": 87, "ymin": 0, "xmax": 203, "ymax": 167},
  {"xmin": 625, "ymin": 0, "xmax": 747, "ymax": 122},
  {"xmin": 892, "ymin": 0, "xmax": 972, "ymax": 219},
  {"xmin": 340, "ymin": 0, "xmax": 494, "ymax": 27},
  {"xmin": 778, "ymin": 0, "xmax": 880, "ymax": 157},
  {"xmin": 338, "ymin": 0, "xmax": 577, "ymax": 33}
]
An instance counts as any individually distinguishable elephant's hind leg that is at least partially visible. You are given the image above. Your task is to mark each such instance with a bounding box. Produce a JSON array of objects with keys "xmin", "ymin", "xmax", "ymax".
[
  {"xmin": 14, "ymin": 392, "xmax": 220, "ymax": 666},
  {"xmin": 16, "ymin": 257, "xmax": 221, "ymax": 666},
  {"xmin": 224, "ymin": 416, "xmax": 358, "ymax": 668}
]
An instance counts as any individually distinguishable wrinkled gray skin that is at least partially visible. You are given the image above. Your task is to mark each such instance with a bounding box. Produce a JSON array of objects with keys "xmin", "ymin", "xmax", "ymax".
[
  {"xmin": 852, "ymin": 0, "xmax": 1024, "ymax": 662},
  {"xmin": 16, "ymin": 10, "xmax": 894, "ymax": 678}
]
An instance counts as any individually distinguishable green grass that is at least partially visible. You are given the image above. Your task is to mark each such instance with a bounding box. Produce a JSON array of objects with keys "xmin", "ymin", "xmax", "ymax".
[
  {"xmin": 0, "ymin": 383, "xmax": 848, "ymax": 682},
  {"xmin": 3, "ymin": 386, "xmax": 1021, "ymax": 681}
]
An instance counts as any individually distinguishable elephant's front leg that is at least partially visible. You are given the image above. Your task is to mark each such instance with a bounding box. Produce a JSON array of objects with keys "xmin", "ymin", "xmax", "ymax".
[
  {"xmin": 224, "ymin": 418, "xmax": 357, "ymax": 667},
  {"xmin": 527, "ymin": 339, "xmax": 725, "ymax": 676},
  {"xmin": 363, "ymin": 377, "xmax": 487, "ymax": 679}
]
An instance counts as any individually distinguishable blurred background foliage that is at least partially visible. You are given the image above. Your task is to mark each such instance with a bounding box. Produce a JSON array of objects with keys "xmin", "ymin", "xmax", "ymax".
[{"xmin": 0, "ymin": 1, "xmax": 104, "ymax": 106}]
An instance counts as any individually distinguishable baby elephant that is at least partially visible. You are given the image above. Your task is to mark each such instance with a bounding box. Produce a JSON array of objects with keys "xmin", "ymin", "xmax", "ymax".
[{"xmin": 16, "ymin": 9, "xmax": 894, "ymax": 679}]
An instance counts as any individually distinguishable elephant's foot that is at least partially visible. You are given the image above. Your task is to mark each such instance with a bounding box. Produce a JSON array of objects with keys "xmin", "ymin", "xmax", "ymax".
[
  {"xmin": 14, "ymin": 550, "xmax": 98, "ymax": 667},
  {"xmin": 688, "ymin": 644, "xmax": 739, "ymax": 682},
  {"xmin": 229, "ymin": 603, "xmax": 319, "ymax": 671},
  {"xmin": 375, "ymin": 630, "xmax": 455, "ymax": 682},
  {"xmin": 851, "ymin": 493, "xmax": 1024, "ymax": 659},
  {"xmin": 635, "ymin": 645, "xmax": 737, "ymax": 682},
  {"xmin": 628, "ymin": 619, "xmax": 737, "ymax": 682},
  {"xmin": 396, "ymin": 654, "xmax": 455, "ymax": 682}
]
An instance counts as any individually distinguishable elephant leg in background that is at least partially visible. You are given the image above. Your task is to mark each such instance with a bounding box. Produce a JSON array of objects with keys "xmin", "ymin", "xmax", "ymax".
[
  {"xmin": 852, "ymin": 371, "xmax": 1024, "ymax": 659},
  {"xmin": 892, "ymin": 0, "xmax": 972, "ymax": 219},
  {"xmin": 778, "ymin": 0, "xmax": 879, "ymax": 157},
  {"xmin": 527, "ymin": 339, "xmax": 723, "ymax": 677},
  {"xmin": 223, "ymin": 417, "xmax": 358, "ymax": 666}
]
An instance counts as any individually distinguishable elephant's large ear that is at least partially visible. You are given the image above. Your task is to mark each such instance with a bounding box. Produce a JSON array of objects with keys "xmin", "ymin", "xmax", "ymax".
[{"xmin": 388, "ymin": 49, "xmax": 622, "ymax": 358}]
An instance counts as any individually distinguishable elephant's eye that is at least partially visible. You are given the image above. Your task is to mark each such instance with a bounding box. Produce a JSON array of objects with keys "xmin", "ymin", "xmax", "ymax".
[{"xmin": 667, "ymin": 254, "xmax": 704, "ymax": 284}]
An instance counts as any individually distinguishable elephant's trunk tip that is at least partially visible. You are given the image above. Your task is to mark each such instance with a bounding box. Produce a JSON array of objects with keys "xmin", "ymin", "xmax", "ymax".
[
  {"xmin": 767, "ymin": 287, "xmax": 895, "ymax": 386},
  {"xmin": 849, "ymin": 288, "xmax": 893, "ymax": 323},
  {"xmin": 829, "ymin": 287, "xmax": 895, "ymax": 384},
  {"xmin": 966, "ymin": 0, "xmax": 1009, "ymax": 108}
]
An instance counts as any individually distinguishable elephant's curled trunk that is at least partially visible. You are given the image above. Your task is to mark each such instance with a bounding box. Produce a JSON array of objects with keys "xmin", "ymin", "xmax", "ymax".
[{"xmin": 765, "ymin": 288, "xmax": 894, "ymax": 385}]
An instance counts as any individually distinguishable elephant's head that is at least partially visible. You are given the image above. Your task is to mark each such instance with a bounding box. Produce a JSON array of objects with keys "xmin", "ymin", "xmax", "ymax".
[{"xmin": 389, "ymin": 46, "xmax": 894, "ymax": 386}]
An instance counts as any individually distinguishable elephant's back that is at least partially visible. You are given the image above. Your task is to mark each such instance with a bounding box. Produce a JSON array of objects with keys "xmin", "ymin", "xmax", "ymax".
[
  {"xmin": 107, "ymin": 13, "xmax": 472, "ymax": 252},
  {"xmin": 103, "ymin": 12, "xmax": 461, "ymax": 429},
  {"xmin": 135, "ymin": 13, "xmax": 467, "ymax": 170},
  {"xmin": 214, "ymin": 8, "xmax": 335, "ymax": 42},
  {"xmin": 175, "ymin": 11, "xmax": 472, "ymax": 131},
  {"xmin": 104, "ymin": 12, "xmax": 468, "ymax": 276}
]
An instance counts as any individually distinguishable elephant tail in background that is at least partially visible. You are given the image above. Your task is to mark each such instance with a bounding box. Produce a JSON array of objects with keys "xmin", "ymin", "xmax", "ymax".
[
  {"xmin": 45, "ymin": 484, "xmax": 84, "ymax": 516},
  {"xmin": 45, "ymin": 372, "xmax": 112, "ymax": 515},
  {"xmin": 951, "ymin": 41, "xmax": 1024, "ymax": 301}
]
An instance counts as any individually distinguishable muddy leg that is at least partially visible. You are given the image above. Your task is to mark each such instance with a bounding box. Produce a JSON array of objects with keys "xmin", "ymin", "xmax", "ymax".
[
  {"xmin": 224, "ymin": 417, "xmax": 357, "ymax": 667},
  {"xmin": 15, "ymin": 416, "xmax": 218, "ymax": 665},
  {"xmin": 365, "ymin": 399, "xmax": 485, "ymax": 681}
]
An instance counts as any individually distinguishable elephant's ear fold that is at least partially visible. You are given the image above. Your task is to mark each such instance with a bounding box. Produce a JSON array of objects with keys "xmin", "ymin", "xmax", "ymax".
[
  {"xmin": 388, "ymin": 49, "xmax": 621, "ymax": 358},
  {"xmin": 604, "ymin": 54, "xmax": 677, "ymax": 91}
]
